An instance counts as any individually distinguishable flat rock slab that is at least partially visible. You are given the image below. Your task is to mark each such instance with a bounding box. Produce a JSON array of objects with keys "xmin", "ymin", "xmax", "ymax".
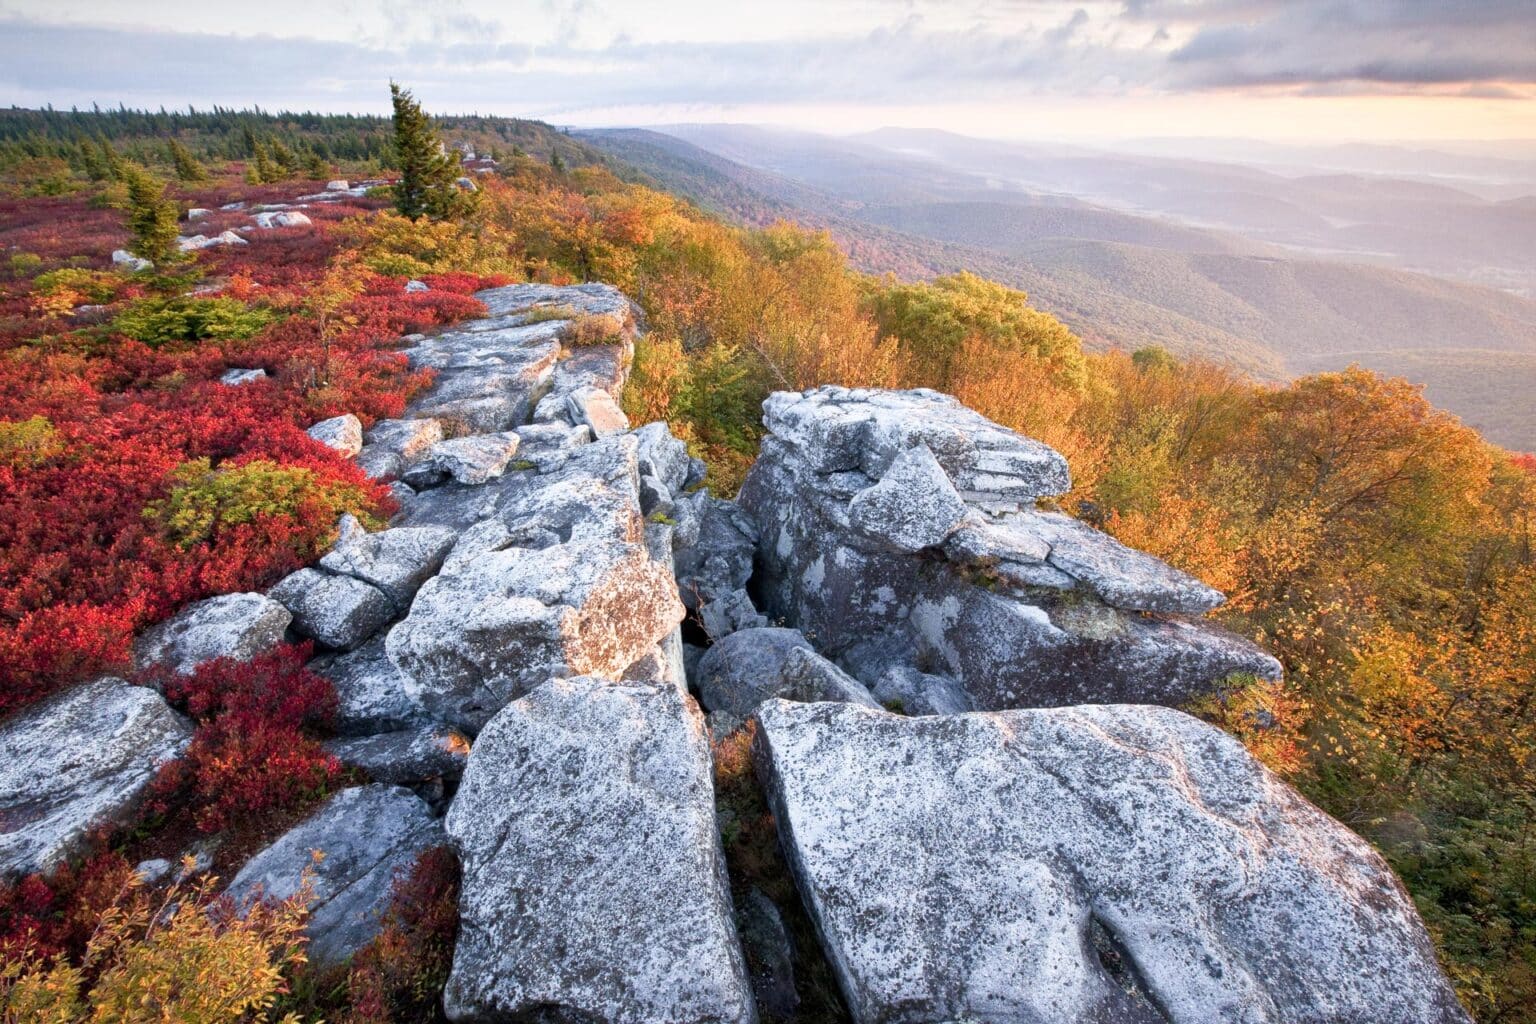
[
  {"xmin": 444, "ymin": 677, "xmax": 756, "ymax": 1024},
  {"xmin": 0, "ymin": 678, "xmax": 191, "ymax": 879},
  {"xmin": 227, "ymin": 785, "xmax": 442, "ymax": 967},
  {"xmin": 134, "ymin": 592, "xmax": 291, "ymax": 675},
  {"xmin": 751, "ymin": 699, "xmax": 1470, "ymax": 1024}
]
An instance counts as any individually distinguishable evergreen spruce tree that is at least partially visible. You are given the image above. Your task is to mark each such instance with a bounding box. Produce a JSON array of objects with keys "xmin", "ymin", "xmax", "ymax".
[
  {"xmin": 252, "ymin": 141, "xmax": 278, "ymax": 183},
  {"xmin": 303, "ymin": 149, "xmax": 329, "ymax": 179},
  {"xmin": 121, "ymin": 164, "xmax": 180, "ymax": 264},
  {"xmin": 389, "ymin": 83, "xmax": 473, "ymax": 221},
  {"xmin": 96, "ymin": 136, "xmax": 126, "ymax": 180},
  {"xmin": 168, "ymin": 138, "xmax": 207, "ymax": 182},
  {"xmin": 549, "ymin": 147, "xmax": 566, "ymax": 173}
]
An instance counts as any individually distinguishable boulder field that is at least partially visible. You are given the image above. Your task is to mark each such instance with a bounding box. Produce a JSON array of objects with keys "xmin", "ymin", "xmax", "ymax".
[{"xmin": 0, "ymin": 284, "xmax": 1469, "ymax": 1022}]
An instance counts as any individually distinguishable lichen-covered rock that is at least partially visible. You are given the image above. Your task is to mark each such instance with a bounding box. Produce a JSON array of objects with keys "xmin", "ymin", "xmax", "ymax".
[
  {"xmin": 401, "ymin": 432, "xmax": 520, "ymax": 488},
  {"xmin": 357, "ymin": 417, "xmax": 444, "ymax": 480},
  {"xmin": 227, "ymin": 785, "xmax": 442, "ymax": 966},
  {"xmin": 135, "ymin": 592, "xmax": 292, "ymax": 675},
  {"xmin": 634, "ymin": 421, "xmax": 692, "ymax": 494},
  {"xmin": 0, "ymin": 678, "xmax": 191, "ymax": 878},
  {"xmin": 320, "ymin": 516, "xmax": 456, "ymax": 612},
  {"xmin": 251, "ymin": 210, "xmax": 312, "ymax": 228},
  {"xmin": 308, "ymin": 634, "xmax": 427, "ymax": 735},
  {"xmin": 562, "ymin": 385, "xmax": 630, "ymax": 438},
  {"xmin": 325, "ymin": 725, "xmax": 470, "ymax": 786},
  {"xmin": 269, "ymin": 568, "xmax": 393, "ymax": 651},
  {"xmin": 869, "ymin": 665, "xmax": 972, "ymax": 716},
  {"xmin": 751, "ymin": 699, "xmax": 1470, "ymax": 1024},
  {"xmin": 738, "ymin": 387, "xmax": 1280, "ymax": 711},
  {"xmin": 306, "ymin": 414, "xmax": 364, "ymax": 457},
  {"xmin": 219, "ymin": 367, "xmax": 266, "ymax": 386},
  {"xmin": 846, "ymin": 443, "xmax": 968, "ymax": 553},
  {"xmin": 387, "ymin": 436, "xmax": 684, "ymax": 730},
  {"xmin": 696, "ymin": 627, "xmax": 879, "ymax": 718},
  {"xmin": 443, "ymin": 677, "xmax": 756, "ymax": 1024}
]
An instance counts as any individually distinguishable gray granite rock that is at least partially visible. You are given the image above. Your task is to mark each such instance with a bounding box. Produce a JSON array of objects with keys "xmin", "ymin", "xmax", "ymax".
[
  {"xmin": 0, "ymin": 678, "xmax": 191, "ymax": 878},
  {"xmin": 325, "ymin": 725, "xmax": 470, "ymax": 786},
  {"xmin": 634, "ymin": 421, "xmax": 692, "ymax": 494},
  {"xmin": 306, "ymin": 414, "xmax": 364, "ymax": 457},
  {"xmin": 443, "ymin": 677, "xmax": 756, "ymax": 1023},
  {"xmin": 672, "ymin": 492, "xmax": 763, "ymax": 638},
  {"xmin": 869, "ymin": 665, "xmax": 973, "ymax": 716},
  {"xmin": 135, "ymin": 592, "xmax": 292, "ymax": 675},
  {"xmin": 566, "ymin": 385, "xmax": 629, "ymax": 438},
  {"xmin": 308, "ymin": 634, "xmax": 427, "ymax": 736},
  {"xmin": 695, "ymin": 627, "xmax": 879, "ymax": 718},
  {"xmin": 388, "ymin": 436, "xmax": 684, "ymax": 731},
  {"xmin": 752, "ymin": 699, "xmax": 1470, "ymax": 1024},
  {"xmin": 269, "ymin": 568, "xmax": 393, "ymax": 651},
  {"xmin": 402, "ymin": 432, "xmax": 520, "ymax": 488},
  {"xmin": 846, "ymin": 443, "xmax": 968, "ymax": 553},
  {"xmin": 320, "ymin": 515, "xmax": 456, "ymax": 612},
  {"xmin": 357, "ymin": 418, "xmax": 444, "ymax": 480},
  {"xmin": 738, "ymin": 387, "xmax": 1280, "ymax": 712},
  {"xmin": 219, "ymin": 367, "xmax": 267, "ymax": 386},
  {"xmin": 227, "ymin": 785, "xmax": 442, "ymax": 966}
]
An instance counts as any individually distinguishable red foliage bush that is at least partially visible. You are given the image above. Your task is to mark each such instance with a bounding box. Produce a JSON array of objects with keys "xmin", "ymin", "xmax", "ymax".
[
  {"xmin": 0, "ymin": 848, "xmax": 134, "ymax": 961},
  {"xmin": 0, "ymin": 184, "xmax": 495, "ymax": 714},
  {"xmin": 140, "ymin": 643, "xmax": 346, "ymax": 834},
  {"xmin": 342, "ymin": 846, "xmax": 461, "ymax": 1024}
]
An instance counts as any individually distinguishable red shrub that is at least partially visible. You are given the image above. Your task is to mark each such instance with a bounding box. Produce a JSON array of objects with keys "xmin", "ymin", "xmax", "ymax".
[
  {"xmin": 0, "ymin": 848, "xmax": 134, "ymax": 961},
  {"xmin": 343, "ymin": 846, "xmax": 461, "ymax": 1023},
  {"xmin": 140, "ymin": 643, "xmax": 346, "ymax": 834}
]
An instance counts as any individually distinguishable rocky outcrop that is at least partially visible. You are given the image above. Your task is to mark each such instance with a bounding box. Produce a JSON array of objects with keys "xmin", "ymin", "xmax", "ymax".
[
  {"xmin": 227, "ymin": 785, "xmax": 442, "ymax": 966},
  {"xmin": 135, "ymin": 592, "xmax": 291, "ymax": 675},
  {"xmin": 319, "ymin": 515, "xmax": 456, "ymax": 613},
  {"xmin": 0, "ymin": 678, "xmax": 191, "ymax": 878},
  {"xmin": 751, "ymin": 698, "xmax": 1471, "ymax": 1024},
  {"xmin": 443, "ymin": 677, "xmax": 756, "ymax": 1024},
  {"xmin": 737, "ymin": 386, "xmax": 1280, "ymax": 711},
  {"xmin": 387, "ymin": 435, "xmax": 683, "ymax": 731}
]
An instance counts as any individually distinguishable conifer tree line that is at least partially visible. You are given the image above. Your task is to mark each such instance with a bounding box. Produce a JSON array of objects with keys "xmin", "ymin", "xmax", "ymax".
[{"xmin": 0, "ymin": 103, "xmax": 612, "ymax": 184}]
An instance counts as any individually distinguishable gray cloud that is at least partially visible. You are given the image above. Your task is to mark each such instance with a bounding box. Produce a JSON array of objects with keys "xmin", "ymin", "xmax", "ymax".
[{"xmin": 0, "ymin": 1, "xmax": 1531, "ymax": 119}]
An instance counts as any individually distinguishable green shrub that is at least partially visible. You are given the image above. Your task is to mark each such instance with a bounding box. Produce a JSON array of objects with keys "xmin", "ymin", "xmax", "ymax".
[
  {"xmin": 0, "ymin": 416, "xmax": 66, "ymax": 469},
  {"xmin": 33, "ymin": 268, "xmax": 121, "ymax": 305},
  {"xmin": 145, "ymin": 458, "xmax": 381, "ymax": 549},
  {"xmin": 112, "ymin": 297, "xmax": 276, "ymax": 347}
]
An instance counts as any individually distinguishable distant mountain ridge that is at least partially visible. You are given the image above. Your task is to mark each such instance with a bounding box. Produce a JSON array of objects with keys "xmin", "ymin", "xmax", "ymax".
[{"xmin": 582, "ymin": 125, "xmax": 1536, "ymax": 450}]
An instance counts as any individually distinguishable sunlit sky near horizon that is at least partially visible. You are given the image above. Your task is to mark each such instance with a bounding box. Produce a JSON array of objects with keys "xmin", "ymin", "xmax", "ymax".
[{"xmin": 2, "ymin": 0, "xmax": 1534, "ymax": 144}]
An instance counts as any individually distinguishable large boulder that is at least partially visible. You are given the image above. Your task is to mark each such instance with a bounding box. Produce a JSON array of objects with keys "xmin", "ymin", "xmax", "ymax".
[
  {"xmin": 357, "ymin": 417, "xmax": 444, "ymax": 481},
  {"xmin": 227, "ymin": 785, "xmax": 442, "ymax": 966},
  {"xmin": 134, "ymin": 592, "xmax": 291, "ymax": 675},
  {"xmin": 738, "ymin": 387, "xmax": 1280, "ymax": 711},
  {"xmin": 0, "ymin": 679, "xmax": 191, "ymax": 878},
  {"xmin": 269, "ymin": 568, "xmax": 393, "ymax": 651},
  {"xmin": 695, "ymin": 627, "xmax": 879, "ymax": 719},
  {"xmin": 443, "ymin": 677, "xmax": 756, "ymax": 1023},
  {"xmin": 325, "ymin": 725, "xmax": 470, "ymax": 787},
  {"xmin": 387, "ymin": 436, "xmax": 684, "ymax": 731},
  {"xmin": 319, "ymin": 516, "xmax": 456, "ymax": 613},
  {"xmin": 751, "ymin": 699, "xmax": 1470, "ymax": 1024},
  {"xmin": 401, "ymin": 433, "xmax": 521, "ymax": 488}
]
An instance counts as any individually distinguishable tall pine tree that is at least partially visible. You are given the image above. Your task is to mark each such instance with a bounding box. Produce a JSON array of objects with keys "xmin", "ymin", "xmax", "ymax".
[
  {"xmin": 389, "ymin": 83, "xmax": 473, "ymax": 221},
  {"xmin": 121, "ymin": 164, "xmax": 180, "ymax": 264}
]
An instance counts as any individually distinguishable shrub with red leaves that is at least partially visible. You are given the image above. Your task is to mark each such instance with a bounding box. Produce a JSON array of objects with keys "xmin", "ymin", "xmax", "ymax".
[
  {"xmin": 139, "ymin": 643, "xmax": 346, "ymax": 834},
  {"xmin": 341, "ymin": 845, "xmax": 461, "ymax": 1024},
  {"xmin": 0, "ymin": 848, "xmax": 134, "ymax": 961},
  {"xmin": 0, "ymin": 182, "xmax": 498, "ymax": 714}
]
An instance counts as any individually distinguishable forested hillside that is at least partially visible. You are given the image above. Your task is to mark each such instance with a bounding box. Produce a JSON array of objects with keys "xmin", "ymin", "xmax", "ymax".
[
  {"xmin": 0, "ymin": 106, "xmax": 1532, "ymax": 1021},
  {"xmin": 585, "ymin": 125, "xmax": 1536, "ymax": 449}
]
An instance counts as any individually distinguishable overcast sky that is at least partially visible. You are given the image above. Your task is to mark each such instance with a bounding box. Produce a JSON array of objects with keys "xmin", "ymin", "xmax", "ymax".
[{"xmin": 1, "ymin": 1, "xmax": 1533, "ymax": 142}]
